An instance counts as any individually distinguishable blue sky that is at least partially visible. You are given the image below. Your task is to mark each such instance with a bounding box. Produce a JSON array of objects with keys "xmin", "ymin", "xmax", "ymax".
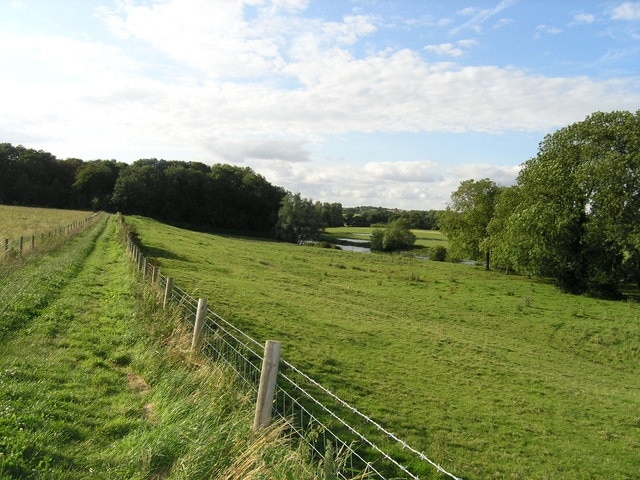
[{"xmin": 1, "ymin": 0, "xmax": 639, "ymax": 209}]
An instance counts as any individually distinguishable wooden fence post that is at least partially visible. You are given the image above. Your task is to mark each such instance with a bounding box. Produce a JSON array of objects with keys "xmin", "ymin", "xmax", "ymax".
[
  {"xmin": 19, "ymin": 237, "xmax": 23, "ymax": 255},
  {"xmin": 191, "ymin": 298, "xmax": 207, "ymax": 351},
  {"xmin": 31, "ymin": 235, "xmax": 35, "ymax": 251},
  {"xmin": 253, "ymin": 340, "xmax": 281, "ymax": 431},
  {"xmin": 151, "ymin": 265, "xmax": 159, "ymax": 284},
  {"xmin": 142, "ymin": 257, "xmax": 148, "ymax": 279},
  {"xmin": 163, "ymin": 277, "xmax": 174, "ymax": 309}
]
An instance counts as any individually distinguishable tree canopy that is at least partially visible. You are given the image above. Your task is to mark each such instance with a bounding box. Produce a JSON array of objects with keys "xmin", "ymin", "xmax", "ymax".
[
  {"xmin": 438, "ymin": 178, "xmax": 501, "ymax": 270},
  {"xmin": 0, "ymin": 145, "xmax": 286, "ymax": 234},
  {"xmin": 445, "ymin": 110, "xmax": 640, "ymax": 297}
]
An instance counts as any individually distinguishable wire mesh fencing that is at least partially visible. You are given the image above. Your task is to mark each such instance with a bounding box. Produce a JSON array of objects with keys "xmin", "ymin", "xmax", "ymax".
[{"xmin": 127, "ymin": 233, "xmax": 462, "ymax": 480}]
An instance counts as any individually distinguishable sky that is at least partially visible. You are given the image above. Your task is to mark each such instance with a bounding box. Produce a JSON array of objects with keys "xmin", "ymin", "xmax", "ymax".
[{"xmin": 1, "ymin": 0, "xmax": 639, "ymax": 210}]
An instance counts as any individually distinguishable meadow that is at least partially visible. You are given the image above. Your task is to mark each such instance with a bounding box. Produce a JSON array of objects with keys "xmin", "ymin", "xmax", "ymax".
[
  {"xmin": 320, "ymin": 226, "xmax": 448, "ymax": 251},
  {"xmin": 129, "ymin": 215, "xmax": 640, "ymax": 480},
  {"xmin": 0, "ymin": 205, "xmax": 93, "ymax": 240}
]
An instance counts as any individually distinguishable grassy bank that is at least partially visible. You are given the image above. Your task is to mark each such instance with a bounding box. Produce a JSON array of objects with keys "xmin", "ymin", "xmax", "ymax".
[
  {"xmin": 129, "ymin": 215, "xmax": 640, "ymax": 480},
  {"xmin": 0, "ymin": 216, "xmax": 324, "ymax": 479}
]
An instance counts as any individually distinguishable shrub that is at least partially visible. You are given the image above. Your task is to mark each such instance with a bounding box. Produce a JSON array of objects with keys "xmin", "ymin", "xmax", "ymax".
[{"xmin": 431, "ymin": 245, "xmax": 447, "ymax": 262}]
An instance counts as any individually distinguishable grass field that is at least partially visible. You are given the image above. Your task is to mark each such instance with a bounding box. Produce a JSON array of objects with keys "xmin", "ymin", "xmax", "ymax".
[
  {"xmin": 321, "ymin": 226, "xmax": 449, "ymax": 251},
  {"xmin": 129, "ymin": 215, "xmax": 640, "ymax": 480},
  {"xmin": 0, "ymin": 214, "xmax": 324, "ymax": 479},
  {"xmin": 0, "ymin": 205, "xmax": 93, "ymax": 240}
]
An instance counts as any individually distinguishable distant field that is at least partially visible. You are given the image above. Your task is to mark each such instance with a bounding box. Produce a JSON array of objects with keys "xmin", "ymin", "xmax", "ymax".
[
  {"xmin": 323, "ymin": 226, "xmax": 449, "ymax": 250},
  {"xmin": 0, "ymin": 205, "xmax": 93, "ymax": 240},
  {"xmin": 130, "ymin": 216, "xmax": 640, "ymax": 480}
]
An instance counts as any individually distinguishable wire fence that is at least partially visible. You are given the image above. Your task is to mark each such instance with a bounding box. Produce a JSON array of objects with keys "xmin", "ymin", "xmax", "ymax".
[
  {"xmin": 125, "ymin": 230, "xmax": 462, "ymax": 480},
  {"xmin": 1, "ymin": 212, "xmax": 102, "ymax": 262}
]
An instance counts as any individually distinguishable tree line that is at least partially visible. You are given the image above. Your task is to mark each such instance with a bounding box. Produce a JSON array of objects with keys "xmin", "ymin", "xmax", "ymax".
[
  {"xmin": 0, "ymin": 145, "xmax": 287, "ymax": 233},
  {"xmin": 2, "ymin": 143, "xmax": 435, "ymax": 241},
  {"xmin": 439, "ymin": 110, "xmax": 640, "ymax": 298}
]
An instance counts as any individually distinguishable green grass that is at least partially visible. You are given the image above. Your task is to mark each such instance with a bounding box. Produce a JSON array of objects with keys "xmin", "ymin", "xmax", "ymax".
[
  {"xmin": 0, "ymin": 205, "xmax": 93, "ymax": 239},
  {"xmin": 129, "ymin": 215, "xmax": 640, "ymax": 480},
  {"xmin": 0, "ymin": 215, "xmax": 328, "ymax": 479},
  {"xmin": 322, "ymin": 227, "xmax": 448, "ymax": 250}
]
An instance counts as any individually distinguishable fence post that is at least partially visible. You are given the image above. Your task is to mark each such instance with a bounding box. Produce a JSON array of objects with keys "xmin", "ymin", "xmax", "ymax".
[
  {"xmin": 151, "ymin": 265, "xmax": 158, "ymax": 284},
  {"xmin": 191, "ymin": 298, "xmax": 207, "ymax": 351},
  {"xmin": 163, "ymin": 277, "xmax": 174, "ymax": 309},
  {"xmin": 19, "ymin": 237, "xmax": 23, "ymax": 255},
  {"xmin": 142, "ymin": 257, "xmax": 148, "ymax": 279},
  {"xmin": 253, "ymin": 340, "xmax": 281, "ymax": 431},
  {"xmin": 31, "ymin": 235, "xmax": 35, "ymax": 251}
]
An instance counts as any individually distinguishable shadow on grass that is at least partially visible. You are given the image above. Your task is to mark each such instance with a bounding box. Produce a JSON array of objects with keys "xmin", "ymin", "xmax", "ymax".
[{"xmin": 143, "ymin": 245, "xmax": 191, "ymax": 262}]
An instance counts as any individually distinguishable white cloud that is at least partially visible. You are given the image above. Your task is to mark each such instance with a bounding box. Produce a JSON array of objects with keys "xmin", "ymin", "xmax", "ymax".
[
  {"xmin": 534, "ymin": 24, "xmax": 562, "ymax": 37},
  {"xmin": 492, "ymin": 18, "xmax": 514, "ymax": 29},
  {"xmin": 363, "ymin": 161, "xmax": 442, "ymax": 182},
  {"xmin": 611, "ymin": 1, "xmax": 640, "ymax": 20},
  {"xmin": 425, "ymin": 38, "xmax": 478, "ymax": 57},
  {"xmin": 451, "ymin": 0, "xmax": 520, "ymax": 34},
  {"xmin": 243, "ymin": 159, "xmax": 521, "ymax": 209},
  {"xmin": 205, "ymin": 138, "xmax": 312, "ymax": 163},
  {"xmin": 322, "ymin": 14, "xmax": 377, "ymax": 45},
  {"xmin": 100, "ymin": 0, "xmax": 286, "ymax": 78},
  {"xmin": 572, "ymin": 13, "xmax": 596, "ymax": 24},
  {"xmin": 3, "ymin": 24, "xmax": 639, "ymax": 166},
  {"xmin": 424, "ymin": 42, "xmax": 464, "ymax": 57}
]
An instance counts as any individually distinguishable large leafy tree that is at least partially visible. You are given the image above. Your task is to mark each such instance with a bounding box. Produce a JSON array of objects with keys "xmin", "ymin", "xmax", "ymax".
[
  {"xmin": 275, "ymin": 193, "xmax": 322, "ymax": 242},
  {"xmin": 493, "ymin": 110, "xmax": 640, "ymax": 296},
  {"xmin": 111, "ymin": 159, "xmax": 167, "ymax": 216},
  {"xmin": 72, "ymin": 160, "xmax": 124, "ymax": 211},
  {"xmin": 439, "ymin": 178, "xmax": 501, "ymax": 270},
  {"xmin": 208, "ymin": 164, "xmax": 285, "ymax": 232}
]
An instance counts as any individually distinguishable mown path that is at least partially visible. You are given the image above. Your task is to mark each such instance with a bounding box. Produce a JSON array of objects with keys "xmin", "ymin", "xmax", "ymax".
[{"xmin": 0, "ymin": 215, "xmax": 150, "ymax": 479}]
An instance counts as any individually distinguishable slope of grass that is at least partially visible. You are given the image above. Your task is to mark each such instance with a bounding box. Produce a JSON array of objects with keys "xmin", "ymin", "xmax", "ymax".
[
  {"xmin": 0, "ymin": 216, "xmax": 326, "ymax": 479},
  {"xmin": 129, "ymin": 215, "xmax": 640, "ymax": 480}
]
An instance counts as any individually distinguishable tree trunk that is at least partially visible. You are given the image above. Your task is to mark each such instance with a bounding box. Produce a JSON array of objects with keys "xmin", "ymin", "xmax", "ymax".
[{"xmin": 485, "ymin": 251, "xmax": 490, "ymax": 271}]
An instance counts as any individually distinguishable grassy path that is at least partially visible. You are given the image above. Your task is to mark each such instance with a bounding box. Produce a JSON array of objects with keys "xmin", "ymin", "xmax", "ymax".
[{"xmin": 0, "ymin": 215, "xmax": 148, "ymax": 478}]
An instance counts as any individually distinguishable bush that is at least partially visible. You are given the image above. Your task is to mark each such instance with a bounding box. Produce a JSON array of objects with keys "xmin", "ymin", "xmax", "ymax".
[
  {"xmin": 370, "ymin": 220, "xmax": 415, "ymax": 252},
  {"xmin": 370, "ymin": 229, "xmax": 384, "ymax": 252},
  {"xmin": 431, "ymin": 245, "xmax": 447, "ymax": 262}
]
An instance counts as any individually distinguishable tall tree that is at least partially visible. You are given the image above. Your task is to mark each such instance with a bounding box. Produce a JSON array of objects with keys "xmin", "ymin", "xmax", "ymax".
[
  {"xmin": 493, "ymin": 110, "xmax": 640, "ymax": 296},
  {"xmin": 275, "ymin": 193, "xmax": 322, "ymax": 242},
  {"xmin": 439, "ymin": 178, "xmax": 501, "ymax": 270}
]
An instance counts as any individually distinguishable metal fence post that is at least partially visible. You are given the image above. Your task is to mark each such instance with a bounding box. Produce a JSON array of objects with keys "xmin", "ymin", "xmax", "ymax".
[
  {"xmin": 253, "ymin": 340, "xmax": 281, "ymax": 431},
  {"xmin": 191, "ymin": 298, "xmax": 207, "ymax": 351}
]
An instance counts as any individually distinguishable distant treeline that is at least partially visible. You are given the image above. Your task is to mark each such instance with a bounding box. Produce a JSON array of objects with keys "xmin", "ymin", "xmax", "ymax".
[
  {"xmin": 343, "ymin": 206, "xmax": 439, "ymax": 230},
  {"xmin": 0, "ymin": 143, "xmax": 440, "ymax": 234}
]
